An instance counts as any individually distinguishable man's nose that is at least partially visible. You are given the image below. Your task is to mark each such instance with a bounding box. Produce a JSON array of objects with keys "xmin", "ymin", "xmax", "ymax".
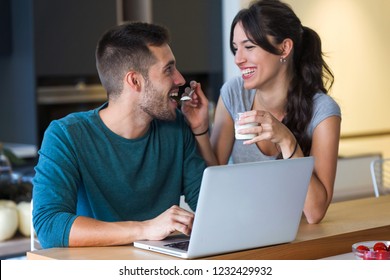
[{"xmin": 174, "ymin": 69, "xmax": 186, "ymax": 87}]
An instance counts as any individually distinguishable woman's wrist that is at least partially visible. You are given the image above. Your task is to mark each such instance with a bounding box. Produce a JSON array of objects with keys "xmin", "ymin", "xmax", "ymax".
[
  {"xmin": 193, "ymin": 127, "xmax": 209, "ymax": 137},
  {"xmin": 278, "ymin": 136, "xmax": 299, "ymax": 159},
  {"xmin": 286, "ymin": 140, "xmax": 298, "ymax": 159}
]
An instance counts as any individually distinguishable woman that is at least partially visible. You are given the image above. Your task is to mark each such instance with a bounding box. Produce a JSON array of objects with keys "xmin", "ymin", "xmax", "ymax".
[{"xmin": 182, "ymin": 0, "xmax": 341, "ymax": 224}]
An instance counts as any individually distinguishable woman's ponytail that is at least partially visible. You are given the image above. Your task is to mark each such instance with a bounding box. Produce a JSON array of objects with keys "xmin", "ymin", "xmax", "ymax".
[{"xmin": 298, "ymin": 26, "xmax": 334, "ymax": 95}]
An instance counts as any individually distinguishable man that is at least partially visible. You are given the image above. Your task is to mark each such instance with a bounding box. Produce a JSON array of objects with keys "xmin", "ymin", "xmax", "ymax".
[{"xmin": 32, "ymin": 22, "xmax": 206, "ymax": 248}]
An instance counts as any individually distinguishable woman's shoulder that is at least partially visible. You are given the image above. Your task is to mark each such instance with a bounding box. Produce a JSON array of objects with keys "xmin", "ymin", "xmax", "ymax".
[
  {"xmin": 313, "ymin": 93, "xmax": 341, "ymax": 116},
  {"xmin": 307, "ymin": 93, "xmax": 341, "ymax": 136},
  {"xmin": 221, "ymin": 76, "xmax": 244, "ymax": 91},
  {"xmin": 220, "ymin": 76, "xmax": 255, "ymax": 114}
]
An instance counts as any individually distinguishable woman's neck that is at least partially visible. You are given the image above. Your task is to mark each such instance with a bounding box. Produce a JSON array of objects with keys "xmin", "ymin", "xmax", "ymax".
[{"xmin": 253, "ymin": 84, "xmax": 289, "ymax": 121}]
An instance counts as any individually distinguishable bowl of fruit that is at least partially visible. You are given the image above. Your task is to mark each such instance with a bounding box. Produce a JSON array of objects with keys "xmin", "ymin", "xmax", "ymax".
[{"xmin": 352, "ymin": 241, "xmax": 390, "ymax": 260}]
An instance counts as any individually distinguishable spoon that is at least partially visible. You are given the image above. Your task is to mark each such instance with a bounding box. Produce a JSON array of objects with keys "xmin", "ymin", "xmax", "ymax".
[{"xmin": 180, "ymin": 88, "xmax": 195, "ymax": 101}]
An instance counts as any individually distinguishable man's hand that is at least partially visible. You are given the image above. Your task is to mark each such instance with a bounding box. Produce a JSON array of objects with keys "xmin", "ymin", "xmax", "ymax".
[{"xmin": 142, "ymin": 205, "xmax": 195, "ymax": 241}]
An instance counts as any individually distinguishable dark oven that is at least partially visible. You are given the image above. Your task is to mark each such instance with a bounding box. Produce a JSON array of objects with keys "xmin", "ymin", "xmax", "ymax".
[{"xmin": 37, "ymin": 83, "xmax": 107, "ymax": 145}]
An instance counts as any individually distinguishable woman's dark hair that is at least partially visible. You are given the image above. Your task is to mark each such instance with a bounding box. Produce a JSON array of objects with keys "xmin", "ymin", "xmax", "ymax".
[
  {"xmin": 230, "ymin": 0, "xmax": 334, "ymax": 156},
  {"xmin": 96, "ymin": 22, "xmax": 170, "ymax": 98}
]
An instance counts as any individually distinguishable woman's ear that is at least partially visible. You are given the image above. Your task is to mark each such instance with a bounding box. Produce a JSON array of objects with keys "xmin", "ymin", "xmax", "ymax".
[{"xmin": 281, "ymin": 38, "xmax": 293, "ymax": 58}]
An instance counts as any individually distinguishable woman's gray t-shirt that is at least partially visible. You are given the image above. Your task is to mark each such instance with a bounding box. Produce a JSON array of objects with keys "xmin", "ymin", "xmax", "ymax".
[{"xmin": 220, "ymin": 76, "xmax": 341, "ymax": 163}]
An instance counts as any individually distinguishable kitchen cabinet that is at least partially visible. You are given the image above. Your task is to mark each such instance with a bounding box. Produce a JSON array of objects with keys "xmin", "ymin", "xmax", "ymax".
[
  {"xmin": 34, "ymin": 0, "xmax": 222, "ymax": 83},
  {"xmin": 34, "ymin": 0, "xmax": 117, "ymax": 79},
  {"xmin": 34, "ymin": 0, "xmax": 123, "ymax": 143},
  {"xmin": 153, "ymin": 0, "xmax": 222, "ymax": 74},
  {"xmin": 152, "ymin": 0, "xmax": 223, "ymax": 102}
]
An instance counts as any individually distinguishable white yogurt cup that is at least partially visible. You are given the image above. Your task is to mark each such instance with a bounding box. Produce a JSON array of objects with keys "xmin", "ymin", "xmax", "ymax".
[{"xmin": 234, "ymin": 113, "xmax": 258, "ymax": 140}]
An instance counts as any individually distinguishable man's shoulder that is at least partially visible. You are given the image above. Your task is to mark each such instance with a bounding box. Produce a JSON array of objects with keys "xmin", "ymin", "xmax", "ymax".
[{"xmin": 46, "ymin": 109, "xmax": 98, "ymax": 138}]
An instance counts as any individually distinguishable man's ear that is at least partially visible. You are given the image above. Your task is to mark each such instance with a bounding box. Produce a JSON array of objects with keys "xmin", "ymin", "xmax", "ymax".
[{"xmin": 125, "ymin": 71, "xmax": 143, "ymax": 91}]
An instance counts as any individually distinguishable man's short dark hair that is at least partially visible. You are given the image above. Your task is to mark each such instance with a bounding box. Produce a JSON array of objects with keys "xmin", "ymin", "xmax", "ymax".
[{"xmin": 96, "ymin": 22, "xmax": 170, "ymax": 97}]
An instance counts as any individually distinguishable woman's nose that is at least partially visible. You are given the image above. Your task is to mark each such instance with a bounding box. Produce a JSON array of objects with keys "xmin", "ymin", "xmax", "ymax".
[{"xmin": 234, "ymin": 49, "xmax": 246, "ymax": 66}]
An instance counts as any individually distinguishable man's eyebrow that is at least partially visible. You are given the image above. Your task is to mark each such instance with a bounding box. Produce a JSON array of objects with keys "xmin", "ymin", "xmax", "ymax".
[{"xmin": 163, "ymin": 60, "xmax": 175, "ymax": 69}]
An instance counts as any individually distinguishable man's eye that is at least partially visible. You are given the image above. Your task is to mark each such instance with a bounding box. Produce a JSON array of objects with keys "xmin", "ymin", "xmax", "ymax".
[{"xmin": 166, "ymin": 66, "xmax": 173, "ymax": 74}]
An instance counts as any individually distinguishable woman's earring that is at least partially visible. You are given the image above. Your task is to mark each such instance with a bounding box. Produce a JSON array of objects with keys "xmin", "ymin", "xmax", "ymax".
[{"xmin": 280, "ymin": 57, "xmax": 287, "ymax": 63}]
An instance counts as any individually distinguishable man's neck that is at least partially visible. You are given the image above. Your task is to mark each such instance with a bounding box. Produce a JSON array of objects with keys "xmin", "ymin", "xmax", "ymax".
[{"xmin": 99, "ymin": 99, "xmax": 152, "ymax": 139}]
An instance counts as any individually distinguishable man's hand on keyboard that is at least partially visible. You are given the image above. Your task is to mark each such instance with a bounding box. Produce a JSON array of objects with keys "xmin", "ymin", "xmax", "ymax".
[{"xmin": 141, "ymin": 205, "xmax": 194, "ymax": 241}]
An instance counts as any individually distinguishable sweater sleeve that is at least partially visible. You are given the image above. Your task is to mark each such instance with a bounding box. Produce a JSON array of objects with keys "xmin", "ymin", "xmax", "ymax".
[{"xmin": 32, "ymin": 121, "xmax": 80, "ymax": 248}]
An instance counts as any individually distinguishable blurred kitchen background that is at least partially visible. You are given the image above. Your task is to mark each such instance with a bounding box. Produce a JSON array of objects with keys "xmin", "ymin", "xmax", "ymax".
[
  {"xmin": 0, "ymin": 0, "xmax": 223, "ymax": 148},
  {"xmin": 1, "ymin": 0, "xmax": 389, "ymax": 159},
  {"xmin": 1, "ymin": 0, "xmax": 390, "ymax": 158},
  {"xmin": 1, "ymin": 0, "xmax": 390, "ymax": 259}
]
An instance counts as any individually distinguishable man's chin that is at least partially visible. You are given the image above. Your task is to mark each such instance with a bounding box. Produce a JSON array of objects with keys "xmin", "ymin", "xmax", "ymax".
[
  {"xmin": 165, "ymin": 110, "xmax": 177, "ymax": 121},
  {"xmin": 154, "ymin": 110, "xmax": 176, "ymax": 121}
]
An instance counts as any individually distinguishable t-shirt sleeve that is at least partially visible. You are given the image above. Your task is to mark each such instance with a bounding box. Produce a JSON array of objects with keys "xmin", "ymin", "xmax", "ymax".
[
  {"xmin": 220, "ymin": 76, "xmax": 255, "ymax": 119},
  {"xmin": 220, "ymin": 78, "xmax": 237, "ymax": 118},
  {"xmin": 309, "ymin": 94, "xmax": 341, "ymax": 136}
]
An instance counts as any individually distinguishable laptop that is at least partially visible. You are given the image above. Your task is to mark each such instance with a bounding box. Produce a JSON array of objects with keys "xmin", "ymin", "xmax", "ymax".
[{"xmin": 134, "ymin": 156, "xmax": 314, "ymax": 259}]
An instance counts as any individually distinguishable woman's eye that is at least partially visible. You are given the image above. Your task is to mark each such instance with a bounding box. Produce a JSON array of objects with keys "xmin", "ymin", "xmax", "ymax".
[{"xmin": 245, "ymin": 45, "xmax": 255, "ymax": 50}]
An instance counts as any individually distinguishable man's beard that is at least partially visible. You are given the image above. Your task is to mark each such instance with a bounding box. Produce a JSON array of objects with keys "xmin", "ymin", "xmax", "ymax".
[{"xmin": 139, "ymin": 78, "xmax": 176, "ymax": 121}]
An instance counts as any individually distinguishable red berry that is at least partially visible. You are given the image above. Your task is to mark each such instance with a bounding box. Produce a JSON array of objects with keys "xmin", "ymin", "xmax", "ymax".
[
  {"xmin": 376, "ymin": 251, "xmax": 390, "ymax": 260},
  {"xmin": 373, "ymin": 242, "xmax": 387, "ymax": 252},
  {"xmin": 356, "ymin": 245, "xmax": 370, "ymax": 252}
]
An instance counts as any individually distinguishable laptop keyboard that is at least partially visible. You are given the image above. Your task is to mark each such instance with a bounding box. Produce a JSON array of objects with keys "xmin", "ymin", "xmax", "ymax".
[{"xmin": 164, "ymin": 240, "xmax": 189, "ymax": 251}]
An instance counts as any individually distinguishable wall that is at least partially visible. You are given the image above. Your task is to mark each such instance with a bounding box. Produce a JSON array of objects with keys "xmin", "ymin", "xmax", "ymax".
[
  {"xmin": 0, "ymin": 0, "xmax": 36, "ymax": 145},
  {"xmin": 222, "ymin": 0, "xmax": 390, "ymax": 158},
  {"xmin": 222, "ymin": 0, "xmax": 241, "ymax": 82},
  {"xmin": 284, "ymin": 0, "xmax": 390, "ymax": 159},
  {"xmin": 284, "ymin": 0, "xmax": 390, "ymax": 137}
]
